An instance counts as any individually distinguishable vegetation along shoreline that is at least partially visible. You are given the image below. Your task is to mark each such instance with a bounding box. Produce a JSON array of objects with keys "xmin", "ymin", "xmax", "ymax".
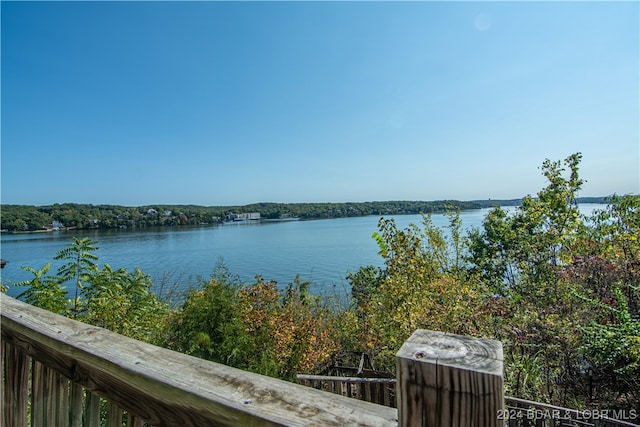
[{"xmin": 0, "ymin": 197, "xmax": 609, "ymax": 233}]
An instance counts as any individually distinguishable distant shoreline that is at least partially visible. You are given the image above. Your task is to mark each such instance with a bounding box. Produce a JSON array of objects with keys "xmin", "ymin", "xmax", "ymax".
[
  {"xmin": 1, "ymin": 196, "xmax": 613, "ymax": 209},
  {"xmin": 1, "ymin": 226, "xmax": 79, "ymax": 235},
  {"xmin": 0, "ymin": 197, "xmax": 613, "ymax": 234}
]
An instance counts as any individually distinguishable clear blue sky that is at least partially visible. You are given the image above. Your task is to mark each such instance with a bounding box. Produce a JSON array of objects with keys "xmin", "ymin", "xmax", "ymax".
[{"xmin": 2, "ymin": 1, "xmax": 638, "ymax": 206}]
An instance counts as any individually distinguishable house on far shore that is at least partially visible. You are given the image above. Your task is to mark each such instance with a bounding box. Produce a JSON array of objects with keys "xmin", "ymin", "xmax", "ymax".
[
  {"xmin": 50, "ymin": 221, "xmax": 64, "ymax": 230},
  {"xmin": 225, "ymin": 212, "xmax": 260, "ymax": 222}
]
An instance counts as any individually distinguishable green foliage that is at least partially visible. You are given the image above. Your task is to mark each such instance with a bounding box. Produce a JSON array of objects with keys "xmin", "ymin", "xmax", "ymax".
[
  {"xmin": 463, "ymin": 154, "xmax": 590, "ymax": 405},
  {"xmin": 14, "ymin": 263, "xmax": 67, "ymax": 314},
  {"xmin": 468, "ymin": 153, "xmax": 584, "ymax": 297},
  {"xmin": 0, "ymin": 205, "xmax": 51, "ymax": 231},
  {"xmin": 581, "ymin": 290, "xmax": 639, "ymax": 371},
  {"xmin": 78, "ymin": 264, "xmax": 169, "ymax": 342},
  {"xmin": 0, "ymin": 200, "xmax": 483, "ymax": 231},
  {"xmin": 564, "ymin": 194, "xmax": 640, "ymax": 407},
  {"xmin": 163, "ymin": 268, "xmax": 338, "ymax": 380},
  {"xmin": 347, "ymin": 265, "xmax": 384, "ymax": 309},
  {"xmin": 54, "ymin": 237, "xmax": 99, "ymax": 315},
  {"xmin": 577, "ymin": 288, "xmax": 640, "ymax": 408},
  {"xmin": 162, "ymin": 271, "xmax": 241, "ymax": 362},
  {"xmin": 461, "ymin": 154, "xmax": 639, "ymax": 409},
  {"xmin": 347, "ymin": 210, "xmax": 490, "ymax": 370},
  {"xmin": 506, "ymin": 351, "xmax": 544, "ymax": 401},
  {"xmin": 14, "ymin": 237, "xmax": 169, "ymax": 345}
]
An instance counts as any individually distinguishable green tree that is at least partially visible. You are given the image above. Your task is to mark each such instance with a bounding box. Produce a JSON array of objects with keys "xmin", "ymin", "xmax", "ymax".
[
  {"xmin": 466, "ymin": 153, "xmax": 599, "ymax": 405},
  {"xmin": 163, "ymin": 265, "xmax": 338, "ymax": 380},
  {"xmin": 468, "ymin": 153, "xmax": 584, "ymax": 299},
  {"xmin": 346, "ymin": 265, "xmax": 384, "ymax": 309},
  {"xmin": 79, "ymin": 264, "xmax": 169, "ymax": 343},
  {"xmin": 54, "ymin": 237, "xmax": 99, "ymax": 315},
  {"xmin": 162, "ymin": 270, "xmax": 242, "ymax": 362},
  {"xmin": 15, "ymin": 237, "xmax": 170, "ymax": 345},
  {"xmin": 14, "ymin": 263, "xmax": 67, "ymax": 314},
  {"xmin": 350, "ymin": 211, "xmax": 489, "ymax": 370},
  {"xmin": 564, "ymin": 195, "xmax": 640, "ymax": 408},
  {"xmin": 580, "ymin": 290, "xmax": 640, "ymax": 408}
]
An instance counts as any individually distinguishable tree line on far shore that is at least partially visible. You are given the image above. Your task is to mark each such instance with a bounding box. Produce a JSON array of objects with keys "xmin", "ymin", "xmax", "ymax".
[
  {"xmin": 0, "ymin": 200, "xmax": 483, "ymax": 232},
  {"xmin": 1, "ymin": 196, "xmax": 608, "ymax": 233}
]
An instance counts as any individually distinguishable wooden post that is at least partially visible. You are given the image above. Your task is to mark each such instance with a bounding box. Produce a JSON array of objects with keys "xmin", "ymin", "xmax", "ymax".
[{"xmin": 396, "ymin": 329, "xmax": 504, "ymax": 427}]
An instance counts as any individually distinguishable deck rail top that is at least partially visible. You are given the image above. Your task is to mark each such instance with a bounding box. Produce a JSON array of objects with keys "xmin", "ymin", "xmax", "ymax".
[{"xmin": 0, "ymin": 294, "xmax": 397, "ymax": 427}]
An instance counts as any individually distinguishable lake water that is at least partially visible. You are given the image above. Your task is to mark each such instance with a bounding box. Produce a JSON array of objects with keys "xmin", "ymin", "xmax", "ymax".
[{"xmin": 0, "ymin": 204, "xmax": 605, "ymax": 299}]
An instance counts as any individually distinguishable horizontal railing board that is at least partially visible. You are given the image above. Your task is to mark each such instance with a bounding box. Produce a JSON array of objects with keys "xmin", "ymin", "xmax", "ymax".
[
  {"xmin": 297, "ymin": 374, "xmax": 397, "ymax": 409},
  {"xmin": 0, "ymin": 295, "xmax": 397, "ymax": 427},
  {"xmin": 296, "ymin": 375, "xmax": 397, "ymax": 384}
]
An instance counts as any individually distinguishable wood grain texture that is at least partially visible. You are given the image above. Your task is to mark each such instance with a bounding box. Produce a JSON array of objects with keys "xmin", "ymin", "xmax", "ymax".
[
  {"xmin": 396, "ymin": 329, "xmax": 504, "ymax": 427},
  {"xmin": 296, "ymin": 375, "xmax": 397, "ymax": 408},
  {"xmin": 2, "ymin": 341, "xmax": 29, "ymax": 427},
  {"xmin": 1, "ymin": 294, "xmax": 397, "ymax": 427},
  {"xmin": 85, "ymin": 391, "xmax": 101, "ymax": 427},
  {"xmin": 69, "ymin": 383, "xmax": 84, "ymax": 427}
]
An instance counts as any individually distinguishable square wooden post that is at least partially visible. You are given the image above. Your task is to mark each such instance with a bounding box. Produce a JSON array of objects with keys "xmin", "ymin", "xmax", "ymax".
[{"xmin": 396, "ymin": 330, "xmax": 504, "ymax": 427}]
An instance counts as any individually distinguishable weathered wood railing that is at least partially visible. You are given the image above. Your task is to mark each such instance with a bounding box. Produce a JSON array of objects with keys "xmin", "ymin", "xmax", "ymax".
[
  {"xmin": 300, "ymin": 330, "xmax": 506, "ymax": 426},
  {"xmin": 1, "ymin": 294, "xmax": 396, "ymax": 426},
  {"xmin": 20, "ymin": 293, "xmax": 638, "ymax": 426},
  {"xmin": 296, "ymin": 374, "xmax": 397, "ymax": 408},
  {"xmin": 296, "ymin": 375, "xmax": 639, "ymax": 427}
]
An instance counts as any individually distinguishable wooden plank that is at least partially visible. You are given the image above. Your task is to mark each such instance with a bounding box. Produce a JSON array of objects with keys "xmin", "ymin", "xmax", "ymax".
[
  {"xmin": 296, "ymin": 374, "xmax": 397, "ymax": 385},
  {"xmin": 364, "ymin": 381, "xmax": 372, "ymax": 403},
  {"xmin": 127, "ymin": 413, "xmax": 146, "ymax": 427},
  {"xmin": 396, "ymin": 329, "xmax": 504, "ymax": 427},
  {"xmin": 384, "ymin": 384, "xmax": 395, "ymax": 408},
  {"xmin": 1, "ymin": 294, "xmax": 397, "ymax": 427},
  {"xmin": 32, "ymin": 360, "xmax": 47, "ymax": 427},
  {"xmin": 107, "ymin": 401, "xmax": 124, "ymax": 427},
  {"xmin": 2, "ymin": 341, "xmax": 30, "ymax": 427},
  {"xmin": 374, "ymin": 382, "xmax": 383, "ymax": 407},
  {"xmin": 69, "ymin": 383, "xmax": 84, "ymax": 427},
  {"xmin": 85, "ymin": 391, "xmax": 101, "ymax": 427},
  {"xmin": 38, "ymin": 363, "xmax": 69, "ymax": 427},
  {"xmin": 55, "ymin": 372, "xmax": 70, "ymax": 427},
  {"xmin": 45, "ymin": 366, "xmax": 57, "ymax": 426},
  {"xmin": 297, "ymin": 375, "xmax": 398, "ymax": 406}
]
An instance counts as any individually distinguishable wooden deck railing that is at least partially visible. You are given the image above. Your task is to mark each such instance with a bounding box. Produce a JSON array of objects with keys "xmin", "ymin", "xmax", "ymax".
[
  {"xmin": 1, "ymin": 294, "xmax": 396, "ymax": 427},
  {"xmin": 295, "ymin": 375, "xmax": 639, "ymax": 427},
  {"xmin": 296, "ymin": 374, "xmax": 397, "ymax": 408},
  {"xmin": 6, "ymin": 293, "xmax": 634, "ymax": 426}
]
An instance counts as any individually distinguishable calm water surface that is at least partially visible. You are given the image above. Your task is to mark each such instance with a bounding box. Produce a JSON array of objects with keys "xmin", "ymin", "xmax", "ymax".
[{"xmin": 1, "ymin": 205, "xmax": 604, "ymax": 298}]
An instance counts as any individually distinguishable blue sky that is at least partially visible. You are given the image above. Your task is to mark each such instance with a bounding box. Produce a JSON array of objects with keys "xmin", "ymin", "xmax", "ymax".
[{"xmin": 2, "ymin": 1, "xmax": 638, "ymax": 206}]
